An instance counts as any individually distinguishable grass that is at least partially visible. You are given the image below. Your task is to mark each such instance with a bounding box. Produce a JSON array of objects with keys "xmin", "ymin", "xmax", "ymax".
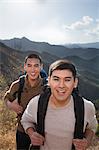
[{"xmin": 0, "ymin": 97, "xmax": 16, "ymax": 150}]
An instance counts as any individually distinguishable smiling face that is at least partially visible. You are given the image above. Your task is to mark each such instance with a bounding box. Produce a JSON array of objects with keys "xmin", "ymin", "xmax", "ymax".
[
  {"xmin": 48, "ymin": 69, "xmax": 78, "ymax": 106},
  {"xmin": 24, "ymin": 58, "xmax": 42, "ymax": 81}
]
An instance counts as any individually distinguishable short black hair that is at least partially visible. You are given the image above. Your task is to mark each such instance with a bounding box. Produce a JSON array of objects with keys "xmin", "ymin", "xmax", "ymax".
[
  {"xmin": 49, "ymin": 59, "xmax": 77, "ymax": 79},
  {"xmin": 24, "ymin": 53, "xmax": 42, "ymax": 64}
]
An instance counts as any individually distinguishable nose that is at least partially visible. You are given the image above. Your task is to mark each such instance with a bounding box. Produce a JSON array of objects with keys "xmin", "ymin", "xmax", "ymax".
[
  {"xmin": 31, "ymin": 66, "xmax": 36, "ymax": 72},
  {"xmin": 59, "ymin": 80, "xmax": 65, "ymax": 88}
]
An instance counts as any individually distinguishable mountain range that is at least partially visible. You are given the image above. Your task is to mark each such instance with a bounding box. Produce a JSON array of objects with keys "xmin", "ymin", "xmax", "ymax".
[
  {"xmin": 0, "ymin": 37, "xmax": 99, "ymax": 102},
  {"xmin": 65, "ymin": 42, "xmax": 99, "ymax": 49}
]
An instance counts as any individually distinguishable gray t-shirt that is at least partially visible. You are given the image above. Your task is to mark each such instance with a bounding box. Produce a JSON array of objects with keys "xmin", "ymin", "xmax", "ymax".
[{"xmin": 21, "ymin": 95, "xmax": 97, "ymax": 150}]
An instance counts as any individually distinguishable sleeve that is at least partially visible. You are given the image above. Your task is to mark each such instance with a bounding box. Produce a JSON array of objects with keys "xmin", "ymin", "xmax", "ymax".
[
  {"xmin": 4, "ymin": 80, "xmax": 19, "ymax": 103},
  {"xmin": 21, "ymin": 95, "xmax": 40, "ymax": 132},
  {"xmin": 85, "ymin": 100, "xmax": 98, "ymax": 133}
]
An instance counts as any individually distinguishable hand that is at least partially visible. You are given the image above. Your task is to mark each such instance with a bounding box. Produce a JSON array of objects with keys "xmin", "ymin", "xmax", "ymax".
[
  {"xmin": 73, "ymin": 138, "xmax": 88, "ymax": 150},
  {"xmin": 30, "ymin": 132, "xmax": 45, "ymax": 146},
  {"xmin": 8, "ymin": 100, "xmax": 23, "ymax": 114}
]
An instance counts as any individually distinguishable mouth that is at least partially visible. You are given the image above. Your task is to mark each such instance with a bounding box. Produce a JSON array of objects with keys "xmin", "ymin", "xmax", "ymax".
[
  {"xmin": 30, "ymin": 72, "xmax": 36, "ymax": 76},
  {"xmin": 56, "ymin": 90, "xmax": 66, "ymax": 96}
]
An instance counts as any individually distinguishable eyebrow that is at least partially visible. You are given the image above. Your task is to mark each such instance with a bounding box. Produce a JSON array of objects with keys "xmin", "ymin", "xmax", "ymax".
[{"xmin": 52, "ymin": 76, "xmax": 72, "ymax": 79}]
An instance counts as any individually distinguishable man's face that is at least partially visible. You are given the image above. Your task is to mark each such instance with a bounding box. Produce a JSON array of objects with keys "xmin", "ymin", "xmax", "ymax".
[
  {"xmin": 48, "ymin": 69, "xmax": 78, "ymax": 103},
  {"xmin": 24, "ymin": 58, "xmax": 42, "ymax": 80}
]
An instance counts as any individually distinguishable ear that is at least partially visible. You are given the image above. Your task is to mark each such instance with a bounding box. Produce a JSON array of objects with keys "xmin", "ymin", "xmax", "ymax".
[
  {"xmin": 40, "ymin": 63, "xmax": 43, "ymax": 70},
  {"xmin": 74, "ymin": 77, "xmax": 78, "ymax": 88},
  {"xmin": 24, "ymin": 63, "xmax": 26, "ymax": 71},
  {"xmin": 48, "ymin": 76, "xmax": 51, "ymax": 86}
]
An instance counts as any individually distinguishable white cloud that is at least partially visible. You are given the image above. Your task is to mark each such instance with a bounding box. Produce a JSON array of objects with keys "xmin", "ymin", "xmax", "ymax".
[
  {"xmin": 64, "ymin": 16, "xmax": 93, "ymax": 30},
  {"xmin": 62, "ymin": 16, "xmax": 99, "ymax": 43},
  {"xmin": 85, "ymin": 21, "xmax": 99, "ymax": 38}
]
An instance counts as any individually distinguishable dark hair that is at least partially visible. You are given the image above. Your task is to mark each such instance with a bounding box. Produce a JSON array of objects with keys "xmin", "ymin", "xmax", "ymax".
[
  {"xmin": 49, "ymin": 59, "xmax": 77, "ymax": 79},
  {"xmin": 24, "ymin": 53, "xmax": 42, "ymax": 64}
]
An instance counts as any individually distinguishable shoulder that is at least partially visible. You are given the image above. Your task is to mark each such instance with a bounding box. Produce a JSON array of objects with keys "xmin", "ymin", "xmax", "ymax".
[
  {"xmin": 29, "ymin": 95, "xmax": 40, "ymax": 104},
  {"xmin": 11, "ymin": 75, "xmax": 26, "ymax": 89},
  {"xmin": 83, "ymin": 98, "xmax": 96, "ymax": 114},
  {"xmin": 25, "ymin": 95, "xmax": 40, "ymax": 116},
  {"xmin": 4, "ymin": 79, "xmax": 20, "ymax": 101},
  {"xmin": 83, "ymin": 98, "xmax": 98, "ymax": 132},
  {"xmin": 11, "ymin": 79, "xmax": 19, "ymax": 86},
  {"xmin": 83, "ymin": 98, "xmax": 95, "ymax": 108},
  {"xmin": 26, "ymin": 95, "xmax": 40, "ymax": 109},
  {"xmin": 6, "ymin": 79, "xmax": 19, "ymax": 92}
]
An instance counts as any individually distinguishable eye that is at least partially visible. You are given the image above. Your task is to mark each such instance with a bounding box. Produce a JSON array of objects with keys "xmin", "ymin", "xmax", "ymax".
[
  {"xmin": 52, "ymin": 77, "xmax": 59, "ymax": 81},
  {"xmin": 27, "ymin": 64, "xmax": 32, "ymax": 67},
  {"xmin": 34, "ymin": 64, "xmax": 40, "ymax": 67},
  {"xmin": 53, "ymin": 78, "xmax": 59, "ymax": 81},
  {"xmin": 65, "ymin": 77, "xmax": 72, "ymax": 82},
  {"xmin": 65, "ymin": 79, "xmax": 71, "ymax": 82}
]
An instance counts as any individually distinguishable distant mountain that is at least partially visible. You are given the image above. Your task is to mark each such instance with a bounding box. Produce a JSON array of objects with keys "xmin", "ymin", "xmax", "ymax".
[
  {"xmin": 1, "ymin": 37, "xmax": 99, "ymax": 59},
  {"xmin": 65, "ymin": 42, "xmax": 99, "ymax": 49},
  {"xmin": 0, "ymin": 37, "xmax": 68, "ymax": 57},
  {"xmin": 0, "ymin": 41, "xmax": 99, "ymax": 101},
  {"xmin": 64, "ymin": 55, "xmax": 99, "ymax": 73}
]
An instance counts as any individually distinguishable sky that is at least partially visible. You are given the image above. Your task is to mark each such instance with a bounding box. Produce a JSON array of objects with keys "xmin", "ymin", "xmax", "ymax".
[{"xmin": 0, "ymin": 0, "xmax": 99, "ymax": 45}]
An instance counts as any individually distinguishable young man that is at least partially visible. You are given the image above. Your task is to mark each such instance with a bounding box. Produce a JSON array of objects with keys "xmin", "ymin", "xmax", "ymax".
[
  {"xmin": 4, "ymin": 53, "xmax": 45, "ymax": 150},
  {"xmin": 21, "ymin": 59, "xmax": 97, "ymax": 150}
]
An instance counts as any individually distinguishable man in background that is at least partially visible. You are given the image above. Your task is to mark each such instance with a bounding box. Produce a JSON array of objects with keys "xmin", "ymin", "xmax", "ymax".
[{"xmin": 4, "ymin": 53, "xmax": 45, "ymax": 150}]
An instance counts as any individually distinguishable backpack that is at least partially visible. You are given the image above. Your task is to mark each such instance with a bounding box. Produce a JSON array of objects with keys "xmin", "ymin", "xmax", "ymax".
[
  {"xmin": 17, "ymin": 75, "xmax": 25, "ymax": 104},
  {"xmin": 30, "ymin": 87, "xmax": 84, "ymax": 150},
  {"xmin": 17, "ymin": 75, "xmax": 48, "ymax": 104}
]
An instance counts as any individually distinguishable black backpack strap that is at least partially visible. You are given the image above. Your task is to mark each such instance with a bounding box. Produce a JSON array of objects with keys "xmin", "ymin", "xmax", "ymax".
[
  {"xmin": 37, "ymin": 87, "xmax": 51, "ymax": 136},
  {"xmin": 18, "ymin": 75, "xmax": 25, "ymax": 104},
  {"xmin": 72, "ymin": 91, "xmax": 84, "ymax": 149},
  {"xmin": 30, "ymin": 87, "xmax": 51, "ymax": 150}
]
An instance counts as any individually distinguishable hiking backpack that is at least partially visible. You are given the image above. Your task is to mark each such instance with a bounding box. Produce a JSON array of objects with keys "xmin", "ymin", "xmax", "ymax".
[{"xmin": 30, "ymin": 87, "xmax": 84, "ymax": 150}]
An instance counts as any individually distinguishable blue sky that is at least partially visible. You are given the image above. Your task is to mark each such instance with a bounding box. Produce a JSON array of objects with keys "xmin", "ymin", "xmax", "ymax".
[{"xmin": 0, "ymin": 0, "xmax": 99, "ymax": 44}]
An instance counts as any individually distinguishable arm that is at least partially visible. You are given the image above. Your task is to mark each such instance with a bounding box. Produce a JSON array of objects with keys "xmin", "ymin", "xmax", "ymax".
[
  {"xmin": 73, "ymin": 100, "xmax": 98, "ymax": 150},
  {"xmin": 4, "ymin": 80, "xmax": 23, "ymax": 114},
  {"xmin": 84, "ymin": 128, "xmax": 94, "ymax": 147},
  {"xmin": 21, "ymin": 95, "xmax": 45, "ymax": 146},
  {"xmin": 26, "ymin": 127, "xmax": 44, "ymax": 146},
  {"xmin": 6, "ymin": 99, "xmax": 23, "ymax": 114},
  {"xmin": 73, "ymin": 129, "xmax": 94, "ymax": 150}
]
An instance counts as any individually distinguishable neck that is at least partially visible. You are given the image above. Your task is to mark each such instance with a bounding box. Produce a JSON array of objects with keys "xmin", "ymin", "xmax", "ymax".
[
  {"xmin": 49, "ymin": 95, "xmax": 71, "ymax": 108},
  {"xmin": 28, "ymin": 77, "xmax": 40, "ymax": 87}
]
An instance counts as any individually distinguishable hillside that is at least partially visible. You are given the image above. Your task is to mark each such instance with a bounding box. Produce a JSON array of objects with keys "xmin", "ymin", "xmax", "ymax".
[{"xmin": 0, "ymin": 39, "xmax": 99, "ymax": 101}]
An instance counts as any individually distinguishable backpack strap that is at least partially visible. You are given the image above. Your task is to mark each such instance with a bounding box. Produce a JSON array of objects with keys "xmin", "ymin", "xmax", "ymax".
[
  {"xmin": 17, "ymin": 75, "xmax": 25, "ymax": 104},
  {"xmin": 72, "ymin": 91, "xmax": 84, "ymax": 149},
  {"xmin": 42, "ymin": 77, "xmax": 48, "ymax": 86},
  {"xmin": 37, "ymin": 87, "xmax": 51, "ymax": 136},
  {"xmin": 30, "ymin": 87, "xmax": 51, "ymax": 150}
]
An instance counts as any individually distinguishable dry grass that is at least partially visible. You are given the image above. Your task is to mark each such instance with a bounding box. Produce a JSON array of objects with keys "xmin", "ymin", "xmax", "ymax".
[
  {"xmin": 0, "ymin": 131, "xmax": 16, "ymax": 150},
  {"xmin": 87, "ymin": 136, "xmax": 99, "ymax": 150},
  {"xmin": 0, "ymin": 91, "xmax": 16, "ymax": 150}
]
